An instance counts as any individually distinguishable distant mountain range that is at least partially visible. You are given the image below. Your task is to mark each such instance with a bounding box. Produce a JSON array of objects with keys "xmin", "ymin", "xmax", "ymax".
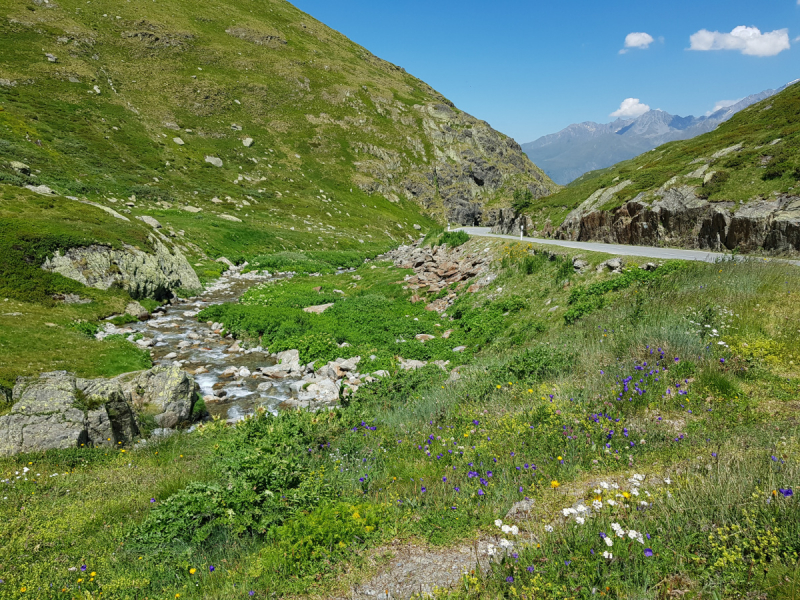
[{"xmin": 522, "ymin": 83, "xmax": 793, "ymax": 185}]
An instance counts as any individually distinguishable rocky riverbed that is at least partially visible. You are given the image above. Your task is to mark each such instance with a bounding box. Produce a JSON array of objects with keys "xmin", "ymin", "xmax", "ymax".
[{"xmin": 98, "ymin": 264, "xmax": 294, "ymax": 423}]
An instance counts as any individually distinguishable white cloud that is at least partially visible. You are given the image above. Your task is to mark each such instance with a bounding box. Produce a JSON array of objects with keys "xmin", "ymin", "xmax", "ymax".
[
  {"xmin": 610, "ymin": 98, "xmax": 651, "ymax": 118},
  {"xmin": 620, "ymin": 32, "xmax": 655, "ymax": 54},
  {"xmin": 689, "ymin": 26, "xmax": 791, "ymax": 57}
]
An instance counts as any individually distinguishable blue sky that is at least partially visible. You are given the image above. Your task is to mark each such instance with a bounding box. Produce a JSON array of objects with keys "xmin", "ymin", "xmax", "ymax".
[{"xmin": 290, "ymin": 0, "xmax": 800, "ymax": 143}]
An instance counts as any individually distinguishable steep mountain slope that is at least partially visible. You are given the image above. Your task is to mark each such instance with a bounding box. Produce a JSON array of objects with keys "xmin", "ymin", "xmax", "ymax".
[
  {"xmin": 523, "ymin": 84, "xmax": 789, "ymax": 185},
  {"xmin": 493, "ymin": 82, "xmax": 800, "ymax": 254},
  {"xmin": 0, "ymin": 0, "xmax": 556, "ymax": 266}
]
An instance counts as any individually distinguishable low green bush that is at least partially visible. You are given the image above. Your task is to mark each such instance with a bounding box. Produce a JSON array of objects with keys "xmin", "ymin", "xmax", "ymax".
[{"xmin": 436, "ymin": 230, "xmax": 470, "ymax": 247}]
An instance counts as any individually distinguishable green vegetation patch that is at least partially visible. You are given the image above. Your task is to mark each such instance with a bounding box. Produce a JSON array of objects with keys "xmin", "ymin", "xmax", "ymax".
[{"xmin": 2, "ymin": 242, "xmax": 800, "ymax": 599}]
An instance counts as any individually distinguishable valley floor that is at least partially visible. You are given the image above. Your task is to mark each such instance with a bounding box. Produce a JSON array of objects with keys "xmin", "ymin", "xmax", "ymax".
[{"xmin": 1, "ymin": 236, "xmax": 799, "ymax": 599}]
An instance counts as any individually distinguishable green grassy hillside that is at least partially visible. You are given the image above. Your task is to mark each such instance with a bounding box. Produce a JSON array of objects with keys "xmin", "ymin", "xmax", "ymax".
[
  {"xmin": 0, "ymin": 0, "xmax": 555, "ymax": 260},
  {"xmin": 525, "ymin": 81, "xmax": 800, "ymax": 230}
]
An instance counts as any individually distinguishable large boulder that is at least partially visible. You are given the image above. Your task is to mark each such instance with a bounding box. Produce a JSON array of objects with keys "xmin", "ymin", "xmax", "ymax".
[
  {"xmin": 0, "ymin": 372, "xmax": 140, "ymax": 457},
  {"xmin": 119, "ymin": 365, "xmax": 198, "ymax": 425},
  {"xmin": 41, "ymin": 236, "xmax": 201, "ymax": 300}
]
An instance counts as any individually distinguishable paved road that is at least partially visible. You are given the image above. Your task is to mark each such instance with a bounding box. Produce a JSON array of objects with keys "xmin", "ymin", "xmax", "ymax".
[{"xmin": 456, "ymin": 227, "xmax": 800, "ymax": 266}]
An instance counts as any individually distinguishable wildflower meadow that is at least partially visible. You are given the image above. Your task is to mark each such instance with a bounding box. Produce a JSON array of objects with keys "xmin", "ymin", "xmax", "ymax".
[{"xmin": 1, "ymin": 240, "xmax": 798, "ymax": 599}]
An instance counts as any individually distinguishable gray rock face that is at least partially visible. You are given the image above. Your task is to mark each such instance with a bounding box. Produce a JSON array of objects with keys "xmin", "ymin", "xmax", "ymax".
[
  {"xmin": 0, "ymin": 372, "xmax": 140, "ymax": 457},
  {"xmin": 205, "ymin": 156, "xmax": 223, "ymax": 167},
  {"xmin": 42, "ymin": 235, "xmax": 201, "ymax": 299},
  {"xmin": 351, "ymin": 103, "xmax": 557, "ymax": 225},
  {"xmin": 492, "ymin": 181, "xmax": 800, "ymax": 255}
]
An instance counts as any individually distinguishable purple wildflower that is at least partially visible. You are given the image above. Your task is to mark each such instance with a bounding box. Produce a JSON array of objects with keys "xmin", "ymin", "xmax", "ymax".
[{"xmin": 644, "ymin": 548, "xmax": 654, "ymax": 557}]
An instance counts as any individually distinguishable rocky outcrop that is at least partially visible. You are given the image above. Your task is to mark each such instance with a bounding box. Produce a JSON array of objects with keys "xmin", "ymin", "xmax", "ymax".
[
  {"xmin": 352, "ymin": 103, "xmax": 558, "ymax": 225},
  {"xmin": 0, "ymin": 372, "xmax": 140, "ymax": 457},
  {"xmin": 491, "ymin": 181, "xmax": 800, "ymax": 254},
  {"xmin": 484, "ymin": 208, "xmax": 536, "ymax": 236},
  {"xmin": 42, "ymin": 235, "xmax": 201, "ymax": 299},
  {"xmin": 552, "ymin": 186, "xmax": 800, "ymax": 253}
]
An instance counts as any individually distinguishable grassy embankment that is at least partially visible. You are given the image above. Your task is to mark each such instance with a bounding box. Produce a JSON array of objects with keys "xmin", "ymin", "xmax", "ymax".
[
  {"xmin": 1, "ymin": 237, "xmax": 799, "ymax": 599},
  {"xmin": 525, "ymin": 81, "xmax": 800, "ymax": 230},
  {"xmin": 0, "ymin": 188, "xmax": 158, "ymax": 398}
]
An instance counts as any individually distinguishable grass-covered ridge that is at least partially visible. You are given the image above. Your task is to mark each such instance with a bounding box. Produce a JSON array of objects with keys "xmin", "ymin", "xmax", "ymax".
[
  {"xmin": 526, "ymin": 81, "xmax": 800, "ymax": 229},
  {"xmin": 0, "ymin": 0, "xmax": 554, "ymax": 261},
  {"xmin": 2, "ymin": 241, "xmax": 799, "ymax": 598}
]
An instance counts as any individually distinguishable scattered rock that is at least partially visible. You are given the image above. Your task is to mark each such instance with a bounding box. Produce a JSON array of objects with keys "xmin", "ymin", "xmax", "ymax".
[
  {"xmin": 204, "ymin": 156, "xmax": 223, "ymax": 167},
  {"xmin": 505, "ymin": 498, "xmax": 535, "ymax": 521},
  {"xmin": 136, "ymin": 215, "xmax": 162, "ymax": 229},
  {"xmin": 10, "ymin": 161, "xmax": 30, "ymax": 175},
  {"xmin": 173, "ymin": 137, "xmax": 185, "ymax": 146},
  {"xmin": 572, "ymin": 258, "xmax": 589, "ymax": 272},
  {"xmin": 242, "ymin": 137, "xmax": 254, "ymax": 147},
  {"xmin": 25, "ymin": 184, "xmax": 57, "ymax": 196},
  {"xmin": 219, "ymin": 214, "xmax": 242, "ymax": 222},
  {"xmin": 182, "ymin": 205, "xmax": 202, "ymax": 213},
  {"xmin": 415, "ymin": 334, "xmax": 435, "ymax": 342},
  {"xmin": 303, "ymin": 303, "xmax": 334, "ymax": 314},
  {"xmin": 597, "ymin": 258, "xmax": 624, "ymax": 274},
  {"xmin": 125, "ymin": 300, "xmax": 150, "ymax": 320},
  {"xmin": 398, "ymin": 358, "xmax": 427, "ymax": 370}
]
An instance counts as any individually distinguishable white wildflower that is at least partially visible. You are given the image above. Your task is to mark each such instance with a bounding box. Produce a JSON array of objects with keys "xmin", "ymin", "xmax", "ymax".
[
  {"xmin": 592, "ymin": 500, "xmax": 603, "ymax": 511},
  {"xmin": 544, "ymin": 525, "xmax": 554, "ymax": 532},
  {"xmin": 627, "ymin": 530, "xmax": 638, "ymax": 540},
  {"xmin": 611, "ymin": 522, "xmax": 623, "ymax": 532},
  {"xmin": 576, "ymin": 504, "xmax": 588, "ymax": 513},
  {"xmin": 487, "ymin": 544, "xmax": 497, "ymax": 556},
  {"xmin": 631, "ymin": 488, "xmax": 640, "ymax": 496},
  {"xmin": 600, "ymin": 481, "xmax": 610, "ymax": 490},
  {"xmin": 593, "ymin": 488, "xmax": 603, "ymax": 495},
  {"xmin": 603, "ymin": 551, "xmax": 613, "ymax": 559},
  {"xmin": 495, "ymin": 519, "xmax": 503, "ymax": 527},
  {"xmin": 576, "ymin": 516, "xmax": 585, "ymax": 525},
  {"xmin": 499, "ymin": 538, "xmax": 513, "ymax": 549},
  {"xmin": 604, "ymin": 537, "xmax": 613, "ymax": 547},
  {"xmin": 611, "ymin": 482, "xmax": 620, "ymax": 489},
  {"xmin": 607, "ymin": 499, "xmax": 617, "ymax": 506},
  {"xmin": 510, "ymin": 525, "xmax": 519, "ymax": 535},
  {"xmin": 501, "ymin": 525, "xmax": 512, "ymax": 534},
  {"xmin": 664, "ymin": 478, "xmax": 671, "ymax": 485}
]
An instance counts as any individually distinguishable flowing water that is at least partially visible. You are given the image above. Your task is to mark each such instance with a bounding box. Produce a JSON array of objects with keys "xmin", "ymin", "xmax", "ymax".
[{"xmin": 128, "ymin": 267, "xmax": 295, "ymax": 423}]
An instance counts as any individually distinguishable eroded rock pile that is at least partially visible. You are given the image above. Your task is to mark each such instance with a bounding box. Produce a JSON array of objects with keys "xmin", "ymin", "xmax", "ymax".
[{"xmin": 381, "ymin": 238, "xmax": 493, "ymax": 312}]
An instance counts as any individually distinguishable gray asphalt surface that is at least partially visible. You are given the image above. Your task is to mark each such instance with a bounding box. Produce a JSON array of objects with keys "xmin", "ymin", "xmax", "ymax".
[{"xmin": 457, "ymin": 227, "xmax": 800, "ymax": 266}]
